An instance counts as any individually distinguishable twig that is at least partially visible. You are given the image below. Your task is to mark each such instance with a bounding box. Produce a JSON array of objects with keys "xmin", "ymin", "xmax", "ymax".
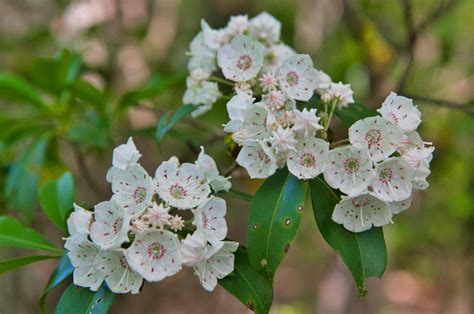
[
  {"xmin": 330, "ymin": 138, "xmax": 350, "ymax": 149},
  {"xmin": 407, "ymin": 95, "xmax": 474, "ymax": 115},
  {"xmin": 72, "ymin": 145, "xmax": 104, "ymax": 199},
  {"xmin": 217, "ymin": 188, "xmax": 253, "ymax": 202}
]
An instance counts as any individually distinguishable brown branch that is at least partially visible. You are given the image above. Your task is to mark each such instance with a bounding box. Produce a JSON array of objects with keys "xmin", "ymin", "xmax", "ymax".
[
  {"xmin": 407, "ymin": 95, "xmax": 474, "ymax": 115},
  {"xmin": 72, "ymin": 145, "xmax": 104, "ymax": 199}
]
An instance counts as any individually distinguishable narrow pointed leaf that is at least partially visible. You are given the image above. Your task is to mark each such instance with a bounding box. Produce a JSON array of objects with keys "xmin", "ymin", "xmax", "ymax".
[
  {"xmin": 0, "ymin": 255, "xmax": 59, "ymax": 275},
  {"xmin": 0, "ymin": 216, "xmax": 62, "ymax": 254},
  {"xmin": 247, "ymin": 169, "xmax": 308, "ymax": 280},
  {"xmin": 155, "ymin": 104, "xmax": 196, "ymax": 144},
  {"xmin": 310, "ymin": 177, "xmax": 387, "ymax": 296},
  {"xmin": 219, "ymin": 247, "xmax": 273, "ymax": 314},
  {"xmin": 0, "ymin": 73, "xmax": 46, "ymax": 108},
  {"xmin": 55, "ymin": 284, "xmax": 115, "ymax": 314},
  {"xmin": 67, "ymin": 80, "xmax": 107, "ymax": 109},
  {"xmin": 39, "ymin": 253, "xmax": 75, "ymax": 314},
  {"xmin": 38, "ymin": 172, "xmax": 75, "ymax": 232}
]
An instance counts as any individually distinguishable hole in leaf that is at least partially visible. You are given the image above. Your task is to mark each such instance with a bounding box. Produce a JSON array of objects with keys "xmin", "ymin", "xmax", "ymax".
[
  {"xmin": 247, "ymin": 302, "xmax": 254, "ymax": 311},
  {"xmin": 260, "ymin": 259, "xmax": 267, "ymax": 266},
  {"xmin": 284, "ymin": 218, "xmax": 291, "ymax": 225},
  {"xmin": 297, "ymin": 204, "xmax": 303, "ymax": 211},
  {"xmin": 253, "ymin": 224, "xmax": 259, "ymax": 230}
]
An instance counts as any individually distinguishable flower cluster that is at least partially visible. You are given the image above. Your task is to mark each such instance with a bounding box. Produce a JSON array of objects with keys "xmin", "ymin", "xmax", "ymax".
[
  {"xmin": 183, "ymin": 12, "xmax": 353, "ymax": 117},
  {"xmin": 327, "ymin": 92, "xmax": 434, "ymax": 232},
  {"xmin": 184, "ymin": 12, "xmax": 354, "ymax": 179},
  {"xmin": 65, "ymin": 138, "xmax": 237, "ymax": 294}
]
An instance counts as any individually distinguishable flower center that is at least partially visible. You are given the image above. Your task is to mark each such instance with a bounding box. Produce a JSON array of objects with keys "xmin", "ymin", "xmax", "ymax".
[
  {"xmin": 169, "ymin": 184, "xmax": 186, "ymax": 199},
  {"xmin": 352, "ymin": 197, "xmax": 370, "ymax": 208},
  {"xmin": 365, "ymin": 129, "xmax": 382, "ymax": 147},
  {"xmin": 133, "ymin": 186, "xmax": 147, "ymax": 203},
  {"xmin": 300, "ymin": 153, "xmax": 316, "ymax": 168},
  {"xmin": 286, "ymin": 71, "xmax": 299, "ymax": 86},
  {"xmin": 148, "ymin": 243, "xmax": 166, "ymax": 260},
  {"xmin": 344, "ymin": 158, "xmax": 360, "ymax": 174},
  {"xmin": 379, "ymin": 168, "xmax": 393, "ymax": 184},
  {"xmin": 237, "ymin": 55, "xmax": 252, "ymax": 70}
]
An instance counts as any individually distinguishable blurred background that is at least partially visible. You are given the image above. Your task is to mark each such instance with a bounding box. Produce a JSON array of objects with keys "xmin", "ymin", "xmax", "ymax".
[{"xmin": 0, "ymin": 0, "xmax": 473, "ymax": 313}]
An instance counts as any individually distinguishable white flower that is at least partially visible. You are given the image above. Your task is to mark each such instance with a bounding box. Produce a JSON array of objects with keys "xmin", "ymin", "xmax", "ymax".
[
  {"xmin": 377, "ymin": 92, "xmax": 421, "ymax": 132},
  {"xmin": 181, "ymin": 232, "xmax": 238, "ymax": 291},
  {"xmin": 322, "ymin": 82, "xmax": 354, "ymax": 108},
  {"xmin": 398, "ymin": 131, "xmax": 425, "ymax": 153},
  {"xmin": 193, "ymin": 197, "xmax": 227, "ymax": 241},
  {"xmin": 195, "ymin": 240, "xmax": 239, "ymax": 291},
  {"xmin": 107, "ymin": 164, "xmax": 154, "ymax": 216},
  {"xmin": 234, "ymin": 81, "xmax": 253, "ymax": 95},
  {"xmin": 217, "ymin": 35, "xmax": 265, "ymax": 82},
  {"xmin": 231, "ymin": 104, "xmax": 269, "ymax": 144},
  {"xmin": 124, "ymin": 230, "xmax": 182, "ymax": 282},
  {"xmin": 200, "ymin": 20, "xmax": 221, "ymax": 50},
  {"xmin": 278, "ymin": 54, "xmax": 318, "ymax": 101},
  {"xmin": 67, "ymin": 203, "xmax": 92, "ymax": 239},
  {"xmin": 188, "ymin": 32, "xmax": 217, "ymax": 75},
  {"xmin": 323, "ymin": 146, "xmax": 376, "ymax": 196},
  {"xmin": 369, "ymin": 158, "xmax": 414, "ymax": 202},
  {"xmin": 332, "ymin": 194, "xmax": 392, "ymax": 233},
  {"xmin": 223, "ymin": 91, "xmax": 255, "ymax": 133},
  {"xmin": 314, "ymin": 70, "xmax": 332, "ymax": 94},
  {"xmin": 292, "ymin": 108, "xmax": 323, "ymax": 138},
  {"xmin": 263, "ymin": 90, "xmax": 286, "ymax": 111},
  {"xmin": 389, "ymin": 195, "xmax": 413, "ymax": 215},
  {"xmin": 262, "ymin": 43, "xmax": 295, "ymax": 74},
  {"xmin": 226, "ymin": 15, "xmax": 249, "ymax": 36},
  {"xmin": 236, "ymin": 141, "xmax": 278, "ymax": 179},
  {"xmin": 269, "ymin": 126, "xmax": 297, "ymax": 154},
  {"xmin": 196, "ymin": 147, "xmax": 231, "ymax": 192},
  {"xmin": 287, "ymin": 137, "xmax": 329, "ymax": 179},
  {"xmin": 348, "ymin": 116, "xmax": 404, "ymax": 162},
  {"xmin": 90, "ymin": 199, "xmax": 130, "ymax": 250},
  {"xmin": 191, "ymin": 103, "xmax": 213, "ymax": 118},
  {"xmin": 183, "ymin": 80, "xmax": 221, "ymax": 105},
  {"xmin": 401, "ymin": 147, "xmax": 434, "ymax": 190},
  {"xmin": 65, "ymin": 238, "xmax": 104, "ymax": 291},
  {"xmin": 169, "ymin": 215, "xmax": 185, "ymax": 232},
  {"xmin": 249, "ymin": 12, "xmax": 281, "ymax": 44},
  {"xmin": 142, "ymin": 203, "xmax": 171, "ymax": 229},
  {"xmin": 259, "ymin": 72, "xmax": 278, "ymax": 91},
  {"xmin": 155, "ymin": 159, "xmax": 211, "ymax": 209},
  {"xmin": 95, "ymin": 250, "xmax": 143, "ymax": 294},
  {"xmin": 112, "ymin": 137, "xmax": 141, "ymax": 170}
]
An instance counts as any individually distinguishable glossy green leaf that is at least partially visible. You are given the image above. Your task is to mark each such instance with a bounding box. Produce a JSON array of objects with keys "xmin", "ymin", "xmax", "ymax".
[
  {"xmin": 67, "ymin": 80, "xmax": 107, "ymax": 109},
  {"xmin": 335, "ymin": 102, "xmax": 378, "ymax": 128},
  {"xmin": 0, "ymin": 215, "xmax": 63, "ymax": 254},
  {"xmin": 55, "ymin": 284, "xmax": 115, "ymax": 314},
  {"xmin": 0, "ymin": 255, "xmax": 58, "ymax": 275},
  {"xmin": 219, "ymin": 247, "xmax": 273, "ymax": 314},
  {"xmin": 4, "ymin": 134, "xmax": 50, "ymax": 220},
  {"xmin": 155, "ymin": 104, "xmax": 195, "ymax": 144},
  {"xmin": 310, "ymin": 177, "xmax": 387, "ymax": 296},
  {"xmin": 0, "ymin": 73, "xmax": 46, "ymax": 108},
  {"xmin": 38, "ymin": 172, "xmax": 75, "ymax": 232},
  {"xmin": 247, "ymin": 168, "xmax": 308, "ymax": 280},
  {"xmin": 39, "ymin": 253, "xmax": 74, "ymax": 314},
  {"xmin": 118, "ymin": 73, "xmax": 185, "ymax": 111}
]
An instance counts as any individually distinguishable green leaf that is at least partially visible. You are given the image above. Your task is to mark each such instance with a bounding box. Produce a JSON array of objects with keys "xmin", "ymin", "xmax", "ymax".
[
  {"xmin": 219, "ymin": 247, "xmax": 273, "ymax": 314},
  {"xmin": 118, "ymin": 73, "xmax": 185, "ymax": 111},
  {"xmin": 0, "ymin": 215, "xmax": 63, "ymax": 254},
  {"xmin": 38, "ymin": 172, "xmax": 75, "ymax": 232},
  {"xmin": 310, "ymin": 177, "xmax": 387, "ymax": 296},
  {"xmin": 0, "ymin": 73, "xmax": 46, "ymax": 108},
  {"xmin": 0, "ymin": 255, "xmax": 59, "ymax": 275},
  {"xmin": 39, "ymin": 253, "xmax": 74, "ymax": 314},
  {"xmin": 67, "ymin": 80, "xmax": 107, "ymax": 110},
  {"xmin": 335, "ymin": 102, "xmax": 378, "ymax": 128},
  {"xmin": 55, "ymin": 284, "xmax": 115, "ymax": 314},
  {"xmin": 30, "ymin": 49, "xmax": 82, "ymax": 95},
  {"xmin": 4, "ymin": 134, "xmax": 50, "ymax": 220},
  {"xmin": 155, "ymin": 104, "xmax": 196, "ymax": 144},
  {"xmin": 247, "ymin": 168, "xmax": 308, "ymax": 280},
  {"xmin": 66, "ymin": 110, "xmax": 111, "ymax": 149}
]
